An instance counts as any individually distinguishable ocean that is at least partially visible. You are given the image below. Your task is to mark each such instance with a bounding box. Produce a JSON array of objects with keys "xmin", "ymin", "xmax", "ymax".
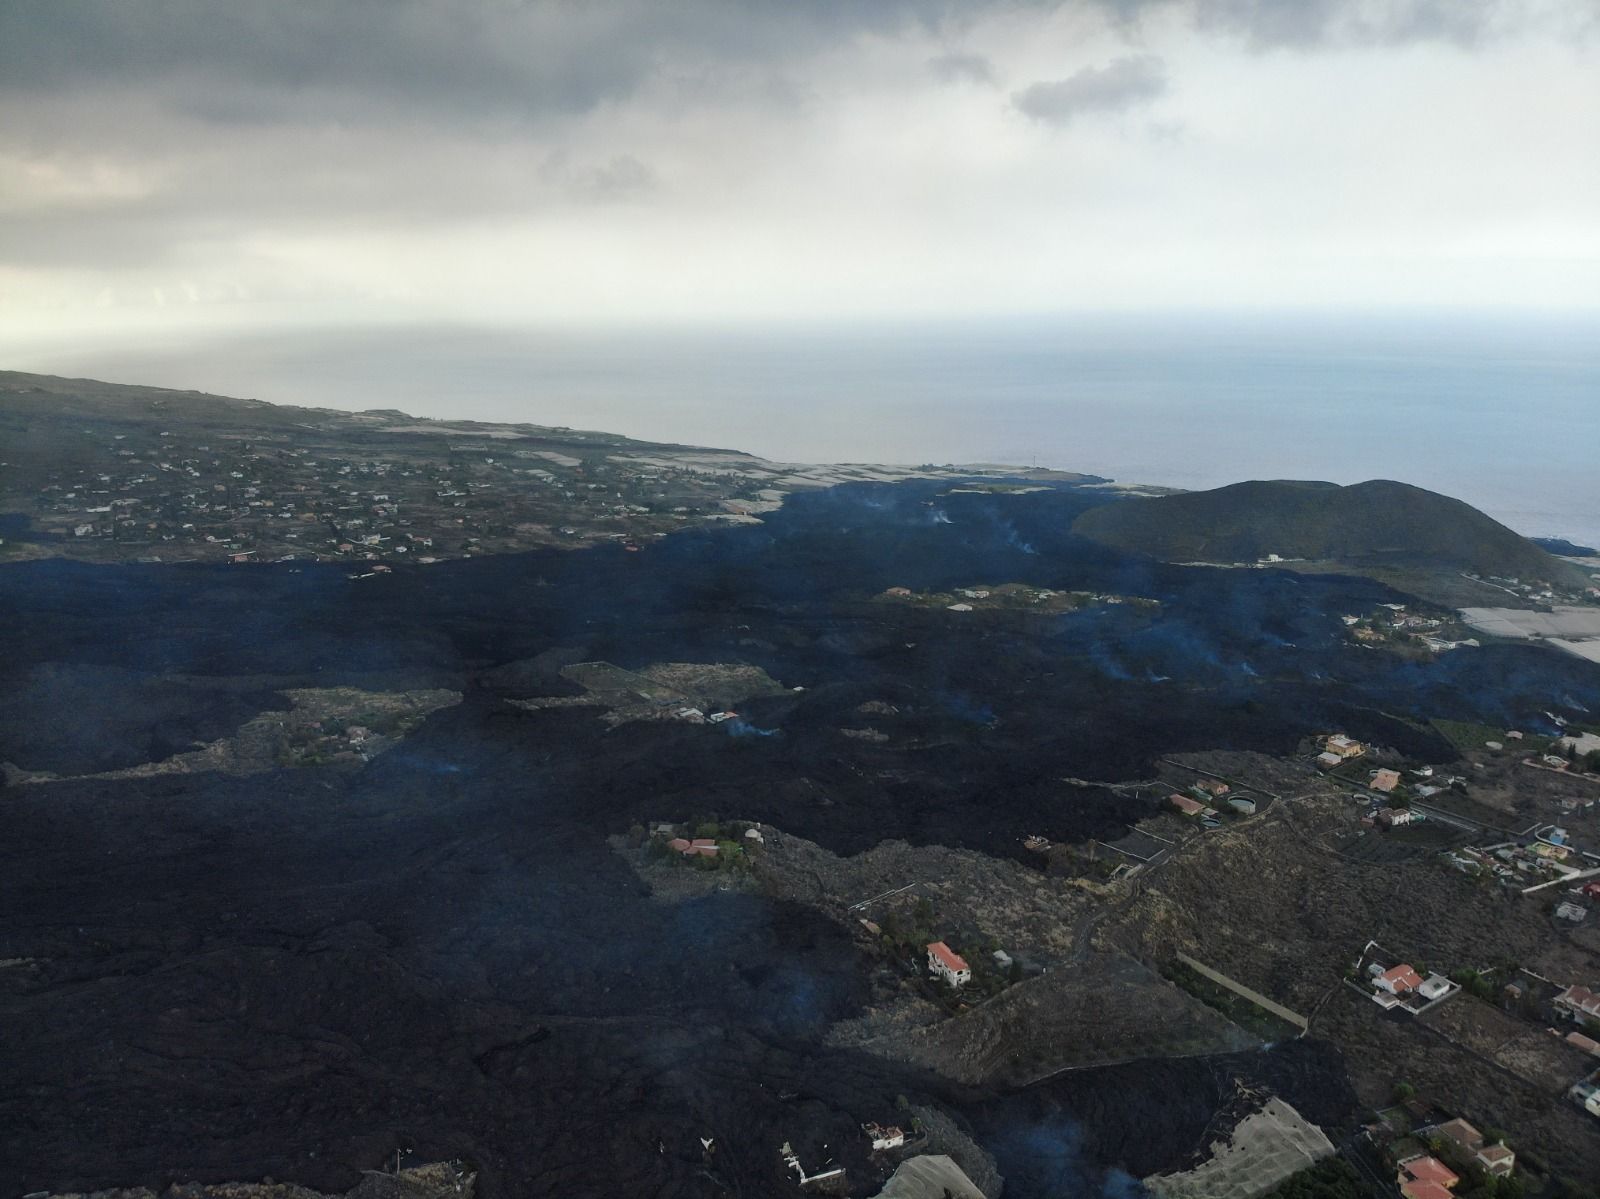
[{"xmin": 13, "ymin": 313, "xmax": 1600, "ymax": 547}]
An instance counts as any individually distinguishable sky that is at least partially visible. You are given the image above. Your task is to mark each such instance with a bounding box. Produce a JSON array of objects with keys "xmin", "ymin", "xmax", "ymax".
[{"xmin": 3, "ymin": 0, "xmax": 1599, "ymax": 348}]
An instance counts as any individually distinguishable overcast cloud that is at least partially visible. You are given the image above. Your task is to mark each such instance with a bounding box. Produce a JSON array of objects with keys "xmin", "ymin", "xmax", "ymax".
[
  {"xmin": 1012, "ymin": 55, "xmax": 1169, "ymax": 123},
  {"xmin": 2, "ymin": 0, "xmax": 1597, "ymax": 341}
]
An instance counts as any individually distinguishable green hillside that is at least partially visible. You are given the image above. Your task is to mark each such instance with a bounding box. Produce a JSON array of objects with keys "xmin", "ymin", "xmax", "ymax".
[{"xmin": 1072, "ymin": 479, "xmax": 1588, "ymax": 589}]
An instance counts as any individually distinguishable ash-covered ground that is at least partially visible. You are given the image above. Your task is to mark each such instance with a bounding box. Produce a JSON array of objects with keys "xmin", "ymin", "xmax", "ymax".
[{"xmin": 3, "ymin": 480, "xmax": 1597, "ymax": 1196}]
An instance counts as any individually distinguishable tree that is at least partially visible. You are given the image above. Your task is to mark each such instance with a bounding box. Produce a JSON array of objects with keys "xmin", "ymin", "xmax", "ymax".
[{"xmin": 1392, "ymin": 1081, "xmax": 1416, "ymax": 1103}]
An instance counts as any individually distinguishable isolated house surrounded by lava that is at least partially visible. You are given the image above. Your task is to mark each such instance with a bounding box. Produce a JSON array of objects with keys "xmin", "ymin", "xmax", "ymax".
[{"xmin": 926, "ymin": 941, "xmax": 971, "ymax": 987}]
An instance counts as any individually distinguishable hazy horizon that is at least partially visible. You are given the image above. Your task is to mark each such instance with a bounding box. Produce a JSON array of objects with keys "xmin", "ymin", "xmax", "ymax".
[
  {"xmin": 5, "ymin": 1, "xmax": 1599, "ymax": 538},
  {"xmin": 10, "ymin": 311, "xmax": 1599, "ymax": 546}
]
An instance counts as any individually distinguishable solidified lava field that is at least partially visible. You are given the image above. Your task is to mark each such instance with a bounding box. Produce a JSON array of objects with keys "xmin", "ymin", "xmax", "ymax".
[{"xmin": 3, "ymin": 481, "xmax": 1596, "ymax": 1196}]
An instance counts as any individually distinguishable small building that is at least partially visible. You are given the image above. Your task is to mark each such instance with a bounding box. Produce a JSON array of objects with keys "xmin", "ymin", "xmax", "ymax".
[
  {"xmin": 1556, "ymin": 901, "xmax": 1588, "ymax": 923},
  {"xmin": 1573, "ymin": 1079, "xmax": 1600, "ymax": 1117},
  {"xmin": 1429, "ymin": 1120, "xmax": 1516, "ymax": 1178},
  {"xmin": 1475, "ymin": 1143, "xmax": 1515, "ymax": 1177},
  {"xmin": 1193, "ymin": 779, "xmax": 1231, "ymax": 797},
  {"xmin": 1227, "ymin": 796, "xmax": 1257, "ymax": 816},
  {"xmin": 1376, "ymin": 807, "xmax": 1414, "ymax": 828},
  {"xmin": 863, "ymin": 1123, "xmax": 905, "ymax": 1152},
  {"xmin": 1170, "ymin": 793, "xmax": 1208, "ymax": 817},
  {"xmin": 667, "ymin": 837, "xmax": 692, "ymax": 853},
  {"xmin": 1431, "ymin": 1119, "xmax": 1481, "ymax": 1156},
  {"xmin": 1417, "ymin": 974, "xmax": 1453, "ymax": 1001},
  {"xmin": 1556, "ymin": 985, "xmax": 1600, "ymax": 1021},
  {"xmin": 1370, "ymin": 769, "xmax": 1403, "ymax": 793},
  {"xmin": 1375, "ymin": 964, "xmax": 1423, "ymax": 995},
  {"xmin": 1316, "ymin": 751, "xmax": 1344, "ymax": 769},
  {"xmin": 926, "ymin": 941, "xmax": 971, "ymax": 988},
  {"xmin": 684, "ymin": 838, "xmax": 719, "ymax": 858},
  {"xmin": 1326, "ymin": 735, "xmax": 1365, "ymax": 758}
]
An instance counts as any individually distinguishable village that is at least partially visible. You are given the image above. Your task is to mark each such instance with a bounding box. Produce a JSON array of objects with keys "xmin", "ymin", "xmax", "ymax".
[
  {"xmin": 607, "ymin": 729, "xmax": 1600, "ymax": 1198},
  {"xmin": 0, "ymin": 374, "xmax": 1087, "ymax": 568},
  {"xmin": 0, "ymin": 413, "xmax": 775, "ymax": 565}
]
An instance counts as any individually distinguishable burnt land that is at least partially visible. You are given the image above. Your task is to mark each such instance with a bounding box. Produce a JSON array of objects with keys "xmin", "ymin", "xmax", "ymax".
[{"xmin": 5, "ymin": 467, "xmax": 1600, "ymax": 1197}]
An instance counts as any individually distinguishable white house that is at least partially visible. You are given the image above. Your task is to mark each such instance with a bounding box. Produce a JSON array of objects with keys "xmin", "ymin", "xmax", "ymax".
[
  {"xmin": 1417, "ymin": 974, "xmax": 1453, "ymax": 1001},
  {"xmin": 1373, "ymin": 963, "xmax": 1422, "ymax": 995},
  {"xmin": 864, "ymin": 1123, "xmax": 905, "ymax": 1151},
  {"xmin": 927, "ymin": 941, "xmax": 971, "ymax": 988}
]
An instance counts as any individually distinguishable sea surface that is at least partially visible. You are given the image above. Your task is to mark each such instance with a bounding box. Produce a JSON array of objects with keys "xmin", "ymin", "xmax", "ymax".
[{"xmin": 12, "ymin": 313, "xmax": 1600, "ymax": 546}]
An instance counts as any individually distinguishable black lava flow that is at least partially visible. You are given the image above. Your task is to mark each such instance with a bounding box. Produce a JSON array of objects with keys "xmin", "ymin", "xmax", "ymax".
[{"xmin": 2, "ymin": 481, "xmax": 1595, "ymax": 1197}]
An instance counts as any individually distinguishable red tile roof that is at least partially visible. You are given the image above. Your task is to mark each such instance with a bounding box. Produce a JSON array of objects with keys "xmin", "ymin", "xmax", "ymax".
[
  {"xmin": 1381, "ymin": 964, "xmax": 1424, "ymax": 991},
  {"xmin": 1401, "ymin": 1182, "xmax": 1453, "ymax": 1199},
  {"xmin": 1401, "ymin": 1156, "xmax": 1458, "ymax": 1188},
  {"xmin": 1433, "ymin": 1118, "xmax": 1481, "ymax": 1150},
  {"xmin": 927, "ymin": 941, "xmax": 969, "ymax": 973},
  {"xmin": 1371, "ymin": 769, "xmax": 1402, "ymax": 792}
]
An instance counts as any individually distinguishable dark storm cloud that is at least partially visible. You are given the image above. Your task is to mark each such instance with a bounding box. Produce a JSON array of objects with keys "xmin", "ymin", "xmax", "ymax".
[
  {"xmin": 929, "ymin": 51, "xmax": 1000, "ymax": 85},
  {"xmin": 0, "ymin": 1, "xmax": 1050, "ymax": 125},
  {"xmin": 1012, "ymin": 55, "xmax": 1167, "ymax": 125},
  {"xmin": 0, "ymin": 1, "xmax": 1562, "ymax": 126}
]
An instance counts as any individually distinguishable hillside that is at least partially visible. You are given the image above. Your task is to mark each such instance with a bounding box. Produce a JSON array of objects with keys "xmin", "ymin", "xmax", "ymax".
[
  {"xmin": 1071, "ymin": 479, "xmax": 1589, "ymax": 592},
  {"xmin": 0, "ymin": 370, "xmax": 1067, "ymax": 566}
]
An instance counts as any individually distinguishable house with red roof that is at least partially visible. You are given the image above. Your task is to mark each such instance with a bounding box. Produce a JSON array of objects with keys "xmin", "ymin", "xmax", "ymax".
[
  {"xmin": 1555, "ymin": 984, "xmax": 1600, "ymax": 1022},
  {"xmin": 1170, "ymin": 793, "xmax": 1210, "ymax": 817},
  {"xmin": 1376, "ymin": 964, "xmax": 1423, "ymax": 995},
  {"xmin": 926, "ymin": 940, "xmax": 971, "ymax": 987},
  {"xmin": 1401, "ymin": 1182, "xmax": 1453, "ymax": 1199},
  {"xmin": 1399, "ymin": 1155, "xmax": 1458, "ymax": 1193}
]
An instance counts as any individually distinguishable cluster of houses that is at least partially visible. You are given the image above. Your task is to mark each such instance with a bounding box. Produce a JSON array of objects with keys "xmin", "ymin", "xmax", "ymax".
[
  {"xmin": 1564, "ymin": 986, "xmax": 1600, "ymax": 1118},
  {"xmin": 1464, "ymin": 571, "xmax": 1598, "ymax": 607},
  {"xmin": 1356, "ymin": 943, "xmax": 1458, "ymax": 1015},
  {"xmin": 1341, "ymin": 607, "xmax": 1481, "ymax": 655},
  {"xmin": 1368, "ymin": 1103, "xmax": 1517, "ymax": 1199},
  {"xmin": 1168, "ymin": 778, "xmax": 1256, "ymax": 826},
  {"xmin": 651, "ymin": 820, "xmax": 765, "ymax": 863},
  {"xmin": 17, "ymin": 415, "xmax": 763, "ymax": 566},
  {"xmin": 672, "ymin": 707, "xmax": 740, "ymax": 725},
  {"xmin": 1449, "ymin": 827, "xmax": 1594, "ymax": 896},
  {"xmin": 1395, "ymin": 1121, "xmax": 1516, "ymax": 1199},
  {"xmin": 1317, "ymin": 733, "xmax": 1367, "ymax": 769}
]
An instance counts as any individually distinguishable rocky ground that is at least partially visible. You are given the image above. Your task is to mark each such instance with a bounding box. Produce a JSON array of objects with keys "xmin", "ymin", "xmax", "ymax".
[
  {"xmin": 7, "ymin": 477, "xmax": 1600, "ymax": 1198},
  {"xmin": 44, "ymin": 1162, "xmax": 474, "ymax": 1199}
]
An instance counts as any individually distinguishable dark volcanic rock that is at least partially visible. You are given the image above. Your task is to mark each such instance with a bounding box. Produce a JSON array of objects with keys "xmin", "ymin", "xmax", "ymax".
[{"xmin": 2, "ymin": 480, "xmax": 1596, "ymax": 1197}]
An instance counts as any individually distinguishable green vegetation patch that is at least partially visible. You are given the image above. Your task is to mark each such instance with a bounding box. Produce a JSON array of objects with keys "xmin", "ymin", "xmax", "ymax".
[{"xmin": 1159, "ymin": 958, "xmax": 1300, "ymax": 1042}]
